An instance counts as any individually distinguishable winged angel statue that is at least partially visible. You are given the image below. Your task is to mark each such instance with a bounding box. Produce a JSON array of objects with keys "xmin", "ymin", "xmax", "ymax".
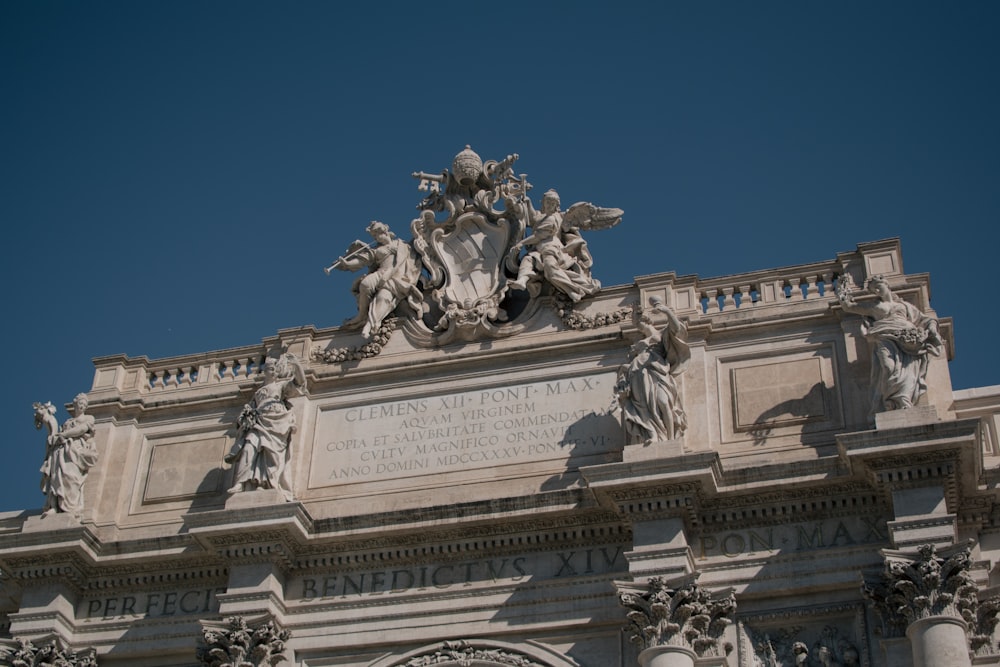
[
  {"xmin": 325, "ymin": 146, "xmax": 622, "ymax": 344},
  {"xmin": 506, "ymin": 188, "xmax": 622, "ymax": 303}
]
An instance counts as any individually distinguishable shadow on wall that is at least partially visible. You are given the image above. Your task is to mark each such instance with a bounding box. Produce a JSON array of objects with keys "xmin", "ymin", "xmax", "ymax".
[
  {"xmin": 540, "ymin": 410, "xmax": 622, "ymax": 492},
  {"xmin": 747, "ymin": 381, "xmax": 833, "ymax": 447}
]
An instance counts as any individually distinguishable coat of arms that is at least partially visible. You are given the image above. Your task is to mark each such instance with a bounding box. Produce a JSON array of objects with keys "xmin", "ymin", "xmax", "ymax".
[{"xmin": 324, "ymin": 146, "xmax": 623, "ymax": 347}]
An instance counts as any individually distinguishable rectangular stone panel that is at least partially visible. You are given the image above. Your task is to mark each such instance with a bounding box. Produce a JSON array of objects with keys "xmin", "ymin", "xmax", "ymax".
[
  {"xmin": 731, "ymin": 357, "xmax": 828, "ymax": 430},
  {"xmin": 143, "ymin": 437, "xmax": 228, "ymax": 503},
  {"xmin": 308, "ymin": 373, "xmax": 620, "ymax": 490},
  {"xmin": 717, "ymin": 342, "xmax": 843, "ymax": 449}
]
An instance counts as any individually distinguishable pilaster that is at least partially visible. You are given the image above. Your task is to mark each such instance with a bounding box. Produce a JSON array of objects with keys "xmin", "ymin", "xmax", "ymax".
[
  {"xmin": 581, "ymin": 452, "xmax": 722, "ymax": 580},
  {"xmin": 838, "ymin": 418, "xmax": 982, "ymax": 550},
  {"xmin": 0, "ymin": 518, "xmax": 97, "ymax": 645}
]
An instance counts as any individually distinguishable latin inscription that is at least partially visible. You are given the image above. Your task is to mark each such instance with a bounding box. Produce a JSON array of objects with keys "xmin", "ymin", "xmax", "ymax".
[
  {"xmin": 80, "ymin": 587, "xmax": 225, "ymax": 621},
  {"xmin": 294, "ymin": 546, "xmax": 625, "ymax": 601},
  {"xmin": 697, "ymin": 517, "xmax": 889, "ymax": 559},
  {"xmin": 309, "ymin": 375, "xmax": 619, "ymax": 488}
]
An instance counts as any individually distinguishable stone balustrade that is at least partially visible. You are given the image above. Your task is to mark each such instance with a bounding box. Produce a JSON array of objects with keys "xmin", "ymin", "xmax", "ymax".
[
  {"xmin": 91, "ymin": 348, "xmax": 270, "ymax": 398},
  {"xmin": 146, "ymin": 354, "xmax": 267, "ymax": 392},
  {"xmin": 90, "ymin": 240, "xmax": 909, "ymax": 401},
  {"xmin": 694, "ymin": 269, "xmax": 837, "ymax": 314}
]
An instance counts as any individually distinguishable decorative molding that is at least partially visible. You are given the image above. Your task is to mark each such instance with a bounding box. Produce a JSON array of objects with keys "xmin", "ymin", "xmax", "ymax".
[
  {"xmin": 293, "ymin": 514, "xmax": 628, "ymax": 570},
  {"xmin": 367, "ymin": 638, "xmax": 580, "ymax": 667},
  {"xmin": 736, "ymin": 603, "xmax": 868, "ymax": 667},
  {"xmin": 557, "ymin": 297, "xmax": 633, "ymax": 332},
  {"xmin": 957, "ymin": 495, "xmax": 995, "ymax": 530},
  {"xmin": 200, "ymin": 534, "xmax": 297, "ymax": 574},
  {"xmin": 606, "ymin": 483, "xmax": 701, "ymax": 504},
  {"xmin": 401, "ymin": 639, "xmax": 545, "ymax": 666},
  {"xmin": 861, "ymin": 448, "xmax": 959, "ymax": 483},
  {"xmin": 311, "ymin": 318, "xmax": 396, "ymax": 363},
  {"xmin": 81, "ymin": 562, "xmax": 228, "ymax": 592},
  {"xmin": 699, "ymin": 486, "xmax": 887, "ymax": 530},
  {"xmin": 1, "ymin": 554, "xmax": 89, "ymax": 592},
  {"xmin": 742, "ymin": 623, "xmax": 860, "ymax": 667}
]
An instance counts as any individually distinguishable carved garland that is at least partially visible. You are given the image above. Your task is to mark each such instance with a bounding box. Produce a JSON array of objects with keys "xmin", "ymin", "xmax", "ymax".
[
  {"xmin": 312, "ymin": 318, "xmax": 397, "ymax": 363},
  {"xmin": 556, "ymin": 296, "xmax": 634, "ymax": 332}
]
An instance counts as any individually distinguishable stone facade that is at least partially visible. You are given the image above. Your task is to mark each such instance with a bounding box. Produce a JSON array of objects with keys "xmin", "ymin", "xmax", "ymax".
[{"xmin": 1, "ymin": 151, "xmax": 999, "ymax": 666}]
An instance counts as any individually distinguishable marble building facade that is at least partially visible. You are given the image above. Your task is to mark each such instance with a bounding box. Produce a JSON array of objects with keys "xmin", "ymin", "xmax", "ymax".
[{"xmin": 1, "ymin": 148, "xmax": 998, "ymax": 667}]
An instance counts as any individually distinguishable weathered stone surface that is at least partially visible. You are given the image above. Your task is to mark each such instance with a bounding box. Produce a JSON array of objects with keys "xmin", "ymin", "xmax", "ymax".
[{"xmin": 0, "ymin": 155, "xmax": 996, "ymax": 667}]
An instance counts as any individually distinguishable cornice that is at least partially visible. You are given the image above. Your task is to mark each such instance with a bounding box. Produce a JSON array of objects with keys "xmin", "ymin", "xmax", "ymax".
[
  {"xmin": 294, "ymin": 515, "xmax": 629, "ymax": 573},
  {"xmin": 309, "ymin": 488, "xmax": 602, "ymax": 537},
  {"xmin": 2, "ymin": 552, "xmax": 89, "ymax": 591},
  {"xmin": 698, "ymin": 482, "xmax": 888, "ymax": 530},
  {"xmin": 184, "ymin": 491, "xmax": 630, "ymax": 575},
  {"xmin": 82, "ymin": 561, "xmax": 228, "ymax": 593}
]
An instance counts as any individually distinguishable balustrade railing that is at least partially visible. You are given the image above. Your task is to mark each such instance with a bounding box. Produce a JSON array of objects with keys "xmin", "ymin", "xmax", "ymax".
[
  {"xmin": 693, "ymin": 268, "xmax": 838, "ymax": 315},
  {"xmin": 144, "ymin": 354, "xmax": 267, "ymax": 393},
  {"xmin": 91, "ymin": 348, "xmax": 270, "ymax": 397},
  {"xmin": 97, "ymin": 270, "xmax": 844, "ymax": 396}
]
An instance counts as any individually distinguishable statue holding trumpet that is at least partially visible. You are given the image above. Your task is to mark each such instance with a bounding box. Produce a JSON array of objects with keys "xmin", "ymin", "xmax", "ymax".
[{"xmin": 325, "ymin": 221, "xmax": 424, "ymax": 338}]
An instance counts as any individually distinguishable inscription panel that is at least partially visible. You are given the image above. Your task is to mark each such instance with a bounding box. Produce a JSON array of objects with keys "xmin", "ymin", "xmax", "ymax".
[{"xmin": 308, "ymin": 373, "xmax": 619, "ymax": 489}]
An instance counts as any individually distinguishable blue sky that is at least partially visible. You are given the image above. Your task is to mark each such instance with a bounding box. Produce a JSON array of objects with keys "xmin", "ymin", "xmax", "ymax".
[{"xmin": 1, "ymin": 2, "xmax": 998, "ymax": 512}]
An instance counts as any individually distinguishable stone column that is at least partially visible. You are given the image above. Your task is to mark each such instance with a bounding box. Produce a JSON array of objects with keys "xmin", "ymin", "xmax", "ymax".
[
  {"xmin": 863, "ymin": 542, "xmax": 999, "ymax": 667},
  {"xmin": 636, "ymin": 645, "xmax": 696, "ymax": 667},
  {"xmin": 907, "ymin": 615, "xmax": 972, "ymax": 667},
  {"xmin": 618, "ymin": 576, "xmax": 735, "ymax": 667}
]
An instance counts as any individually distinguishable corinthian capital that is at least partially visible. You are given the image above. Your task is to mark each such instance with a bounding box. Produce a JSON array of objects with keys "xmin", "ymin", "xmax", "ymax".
[
  {"xmin": 0, "ymin": 637, "xmax": 98, "ymax": 666},
  {"xmin": 617, "ymin": 576, "xmax": 735, "ymax": 657},
  {"xmin": 863, "ymin": 540, "xmax": 1000, "ymax": 655},
  {"xmin": 198, "ymin": 615, "xmax": 291, "ymax": 667}
]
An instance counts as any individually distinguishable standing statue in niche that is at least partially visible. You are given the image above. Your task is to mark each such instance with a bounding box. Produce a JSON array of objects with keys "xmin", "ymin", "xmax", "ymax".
[
  {"xmin": 324, "ymin": 221, "xmax": 423, "ymax": 339},
  {"xmin": 836, "ymin": 274, "xmax": 943, "ymax": 415},
  {"xmin": 616, "ymin": 297, "xmax": 691, "ymax": 444},
  {"xmin": 225, "ymin": 353, "xmax": 306, "ymax": 501},
  {"xmin": 33, "ymin": 393, "xmax": 98, "ymax": 518},
  {"xmin": 506, "ymin": 189, "xmax": 621, "ymax": 303}
]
